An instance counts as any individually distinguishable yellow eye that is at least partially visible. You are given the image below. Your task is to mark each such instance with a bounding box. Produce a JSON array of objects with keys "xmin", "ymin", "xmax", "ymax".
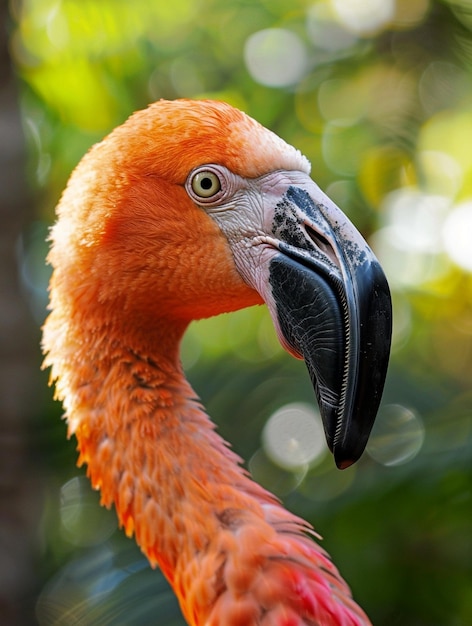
[{"xmin": 191, "ymin": 171, "xmax": 221, "ymax": 198}]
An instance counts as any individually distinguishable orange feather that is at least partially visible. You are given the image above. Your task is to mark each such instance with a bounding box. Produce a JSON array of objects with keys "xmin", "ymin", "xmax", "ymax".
[{"xmin": 43, "ymin": 99, "xmax": 372, "ymax": 625}]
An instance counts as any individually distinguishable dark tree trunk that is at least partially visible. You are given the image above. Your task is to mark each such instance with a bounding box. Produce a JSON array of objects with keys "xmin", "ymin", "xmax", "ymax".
[{"xmin": 0, "ymin": 4, "xmax": 41, "ymax": 625}]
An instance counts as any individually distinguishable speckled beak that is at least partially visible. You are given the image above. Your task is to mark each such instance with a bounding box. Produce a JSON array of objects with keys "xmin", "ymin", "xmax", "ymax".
[{"xmin": 268, "ymin": 184, "xmax": 392, "ymax": 468}]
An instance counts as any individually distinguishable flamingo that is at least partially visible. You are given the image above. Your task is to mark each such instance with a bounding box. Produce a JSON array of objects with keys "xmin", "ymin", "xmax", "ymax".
[{"xmin": 42, "ymin": 99, "xmax": 391, "ymax": 626}]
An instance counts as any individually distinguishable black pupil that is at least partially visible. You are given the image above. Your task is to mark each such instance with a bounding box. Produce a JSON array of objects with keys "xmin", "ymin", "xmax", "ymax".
[{"xmin": 201, "ymin": 177, "xmax": 213, "ymax": 190}]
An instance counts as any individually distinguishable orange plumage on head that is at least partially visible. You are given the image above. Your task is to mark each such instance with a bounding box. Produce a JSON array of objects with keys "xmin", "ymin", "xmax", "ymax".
[{"xmin": 43, "ymin": 99, "xmax": 391, "ymax": 625}]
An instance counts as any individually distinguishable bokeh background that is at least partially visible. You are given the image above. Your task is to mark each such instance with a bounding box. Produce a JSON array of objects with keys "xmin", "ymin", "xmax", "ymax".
[{"xmin": 2, "ymin": 0, "xmax": 472, "ymax": 624}]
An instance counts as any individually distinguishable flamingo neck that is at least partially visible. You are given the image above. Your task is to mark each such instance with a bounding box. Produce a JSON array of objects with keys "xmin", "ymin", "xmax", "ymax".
[
  {"xmin": 64, "ymin": 321, "xmax": 276, "ymax": 586},
  {"xmin": 47, "ymin": 313, "xmax": 372, "ymax": 626}
]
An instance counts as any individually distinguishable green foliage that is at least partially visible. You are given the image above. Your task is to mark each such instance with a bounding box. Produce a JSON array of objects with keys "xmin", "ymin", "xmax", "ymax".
[{"xmin": 12, "ymin": 0, "xmax": 472, "ymax": 624}]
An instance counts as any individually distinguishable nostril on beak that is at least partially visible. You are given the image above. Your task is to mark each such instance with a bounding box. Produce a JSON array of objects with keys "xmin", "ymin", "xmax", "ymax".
[{"xmin": 305, "ymin": 225, "xmax": 339, "ymax": 268}]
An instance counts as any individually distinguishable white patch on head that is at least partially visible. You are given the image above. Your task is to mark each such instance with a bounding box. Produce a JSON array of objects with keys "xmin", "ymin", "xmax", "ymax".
[
  {"xmin": 258, "ymin": 128, "xmax": 311, "ymax": 174},
  {"xmin": 228, "ymin": 114, "xmax": 311, "ymax": 178}
]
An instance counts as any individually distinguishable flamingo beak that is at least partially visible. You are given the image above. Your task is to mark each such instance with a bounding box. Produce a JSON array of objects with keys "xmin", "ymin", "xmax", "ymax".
[{"xmin": 267, "ymin": 183, "xmax": 392, "ymax": 469}]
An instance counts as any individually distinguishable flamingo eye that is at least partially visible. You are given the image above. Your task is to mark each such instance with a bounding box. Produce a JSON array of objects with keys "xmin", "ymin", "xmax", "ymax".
[
  {"xmin": 191, "ymin": 171, "xmax": 221, "ymax": 198},
  {"xmin": 186, "ymin": 165, "xmax": 235, "ymax": 207}
]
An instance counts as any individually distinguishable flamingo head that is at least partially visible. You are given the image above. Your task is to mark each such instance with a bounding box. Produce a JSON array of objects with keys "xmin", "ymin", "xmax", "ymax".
[{"xmin": 48, "ymin": 99, "xmax": 392, "ymax": 468}]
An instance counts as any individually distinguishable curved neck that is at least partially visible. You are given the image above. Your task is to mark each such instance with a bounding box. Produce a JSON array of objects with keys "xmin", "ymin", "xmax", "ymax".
[
  {"xmin": 68, "ymin": 320, "xmax": 273, "ymax": 584},
  {"xmin": 47, "ymin": 310, "xmax": 370, "ymax": 626}
]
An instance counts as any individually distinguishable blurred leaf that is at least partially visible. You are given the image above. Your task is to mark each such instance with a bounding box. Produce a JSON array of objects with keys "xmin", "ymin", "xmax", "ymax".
[{"xmin": 11, "ymin": 0, "xmax": 472, "ymax": 624}]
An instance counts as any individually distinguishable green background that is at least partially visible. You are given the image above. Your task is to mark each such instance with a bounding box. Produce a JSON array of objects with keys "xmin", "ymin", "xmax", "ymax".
[{"xmin": 5, "ymin": 0, "xmax": 472, "ymax": 624}]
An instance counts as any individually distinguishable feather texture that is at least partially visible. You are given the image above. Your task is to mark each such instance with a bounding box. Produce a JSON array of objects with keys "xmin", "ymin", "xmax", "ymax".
[{"xmin": 43, "ymin": 99, "xmax": 372, "ymax": 626}]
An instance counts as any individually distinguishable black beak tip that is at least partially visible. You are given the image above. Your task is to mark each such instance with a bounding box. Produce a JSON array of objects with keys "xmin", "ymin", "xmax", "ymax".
[{"xmin": 320, "ymin": 402, "xmax": 371, "ymax": 470}]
